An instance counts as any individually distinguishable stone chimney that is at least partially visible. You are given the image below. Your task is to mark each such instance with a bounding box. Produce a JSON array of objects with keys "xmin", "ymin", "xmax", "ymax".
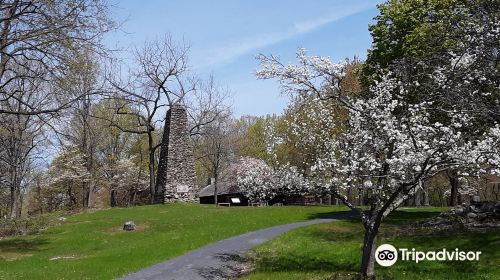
[{"xmin": 155, "ymin": 104, "xmax": 196, "ymax": 203}]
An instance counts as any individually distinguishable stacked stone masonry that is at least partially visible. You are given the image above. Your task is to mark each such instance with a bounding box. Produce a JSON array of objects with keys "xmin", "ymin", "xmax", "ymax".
[{"xmin": 155, "ymin": 105, "xmax": 197, "ymax": 203}]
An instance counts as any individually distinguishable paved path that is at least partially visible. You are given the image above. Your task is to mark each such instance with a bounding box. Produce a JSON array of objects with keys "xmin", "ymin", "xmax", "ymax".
[{"xmin": 119, "ymin": 212, "xmax": 353, "ymax": 280}]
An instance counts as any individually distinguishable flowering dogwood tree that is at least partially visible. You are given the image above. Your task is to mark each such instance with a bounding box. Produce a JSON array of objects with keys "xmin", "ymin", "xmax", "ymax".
[
  {"xmin": 272, "ymin": 164, "xmax": 311, "ymax": 197},
  {"xmin": 256, "ymin": 3, "xmax": 500, "ymax": 273},
  {"xmin": 227, "ymin": 157, "xmax": 274, "ymax": 202},
  {"xmin": 109, "ymin": 158, "xmax": 149, "ymax": 206},
  {"xmin": 228, "ymin": 157, "xmax": 310, "ymax": 203},
  {"xmin": 361, "ymin": 0, "xmax": 500, "ymax": 207},
  {"xmin": 48, "ymin": 148, "xmax": 91, "ymax": 207}
]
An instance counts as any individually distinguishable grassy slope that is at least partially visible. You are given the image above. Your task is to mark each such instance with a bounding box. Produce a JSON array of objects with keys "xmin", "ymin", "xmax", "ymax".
[
  {"xmin": 244, "ymin": 207, "xmax": 500, "ymax": 280},
  {"xmin": 0, "ymin": 203, "xmax": 346, "ymax": 280}
]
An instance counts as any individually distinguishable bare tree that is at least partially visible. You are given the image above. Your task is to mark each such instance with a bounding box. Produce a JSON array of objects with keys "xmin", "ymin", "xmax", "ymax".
[
  {"xmin": 54, "ymin": 51, "xmax": 106, "ymax": 209},
  {"xmin": 187, "ymin": 75, "xmax": 231, "ymax": 137},
  {"xmin": 0, "ymin": 0, "xmax": 115, "ymax": 116},
  {"xmin": 0, "ymin": 0, "xmax": 114, "ymax": 217},
  {"xmin": 96, "ymin": 91, "xmax": 163, "ymax": 204},
  {"xmin": 0, "ymin": 67, "xmax": 48, "ymax": 218},
  {"xmin": 193, "ymin": 111, "xmax": 234, "ymax": 205},
  {"xmin": 135, "ymin": 36, "xmax": 198, "ymax": 199},
  {"xmin": 107, "ymin": 35, "xmax": 230, "ymax": 203},
  {"xmin": 105, "ymin": 35, "xmax": 191, "ymax": 203}
]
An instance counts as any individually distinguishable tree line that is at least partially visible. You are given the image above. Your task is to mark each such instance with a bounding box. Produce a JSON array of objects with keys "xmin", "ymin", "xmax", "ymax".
[
  {"xmin": 0, "ymin": 0, "xmax": 236, "ymax": 218},
  {"xmin": 256, "ymin": 0, "xmax": 500, "ymax": 276}
]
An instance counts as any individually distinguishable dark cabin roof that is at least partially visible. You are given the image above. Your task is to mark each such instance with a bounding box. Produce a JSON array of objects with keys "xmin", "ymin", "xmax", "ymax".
[{"xmin": 198, "ymin": 182, "xmax": 241, "ymax": 197}]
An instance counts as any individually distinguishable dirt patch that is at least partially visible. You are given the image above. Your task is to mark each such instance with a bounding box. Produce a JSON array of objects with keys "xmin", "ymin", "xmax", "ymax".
[
  {"xmin": 0, "ymin": 252, "xmax": 33, "ymax": 261},
  {"xmin": 102, "ymin": 223, "xmax": 149, "ymax": 234}
]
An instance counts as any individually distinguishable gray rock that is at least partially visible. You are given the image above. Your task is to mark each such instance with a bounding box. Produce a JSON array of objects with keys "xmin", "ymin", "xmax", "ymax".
[
  {"xmin": 466, "ymin": 212, "xmax": 478, "ymax": 219},
  {"xmin": 477, "ymin": 213, "xmax": 487, "ymax": 220},
  {"xmin": 454, "ymin": 206, "xmax": 466, "ymax": 216},
  {"xmin": 483, "ymin": 222, "xmax": 500, "ymax": 228},
  {"xmin": 495, "ymin": 202, "xmax": 500, "ymax": 216},
  {"xmin": 468, "ymin": 205, "xmax": 479, "ymax": 213},
  {"xmin": 419, "ymin": 201, "xmax": 500, "ymax": 230},
  {"xmin": 123, "ymin": 221, "xmax": 136, "ymax": 231},
  {"xmin": 480, "ymin": 202, "xmax": 492, "ymax": 212}
]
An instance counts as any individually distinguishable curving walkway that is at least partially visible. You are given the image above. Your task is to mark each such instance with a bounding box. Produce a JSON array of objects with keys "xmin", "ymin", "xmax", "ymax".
[{"xmin": 119, "ymin": 212, "xmax": 354, "ymax": 280}]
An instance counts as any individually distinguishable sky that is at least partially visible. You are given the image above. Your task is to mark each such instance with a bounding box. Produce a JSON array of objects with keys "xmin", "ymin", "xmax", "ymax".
[{"xmin": 105, "ymin": 0, "xmax": 383, "ymax": 117}]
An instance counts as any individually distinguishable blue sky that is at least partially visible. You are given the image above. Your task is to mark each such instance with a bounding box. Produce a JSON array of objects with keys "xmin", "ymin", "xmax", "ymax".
[{"xmin": 105, "ymin": 0, "xmax": 383, "ymax": 116}]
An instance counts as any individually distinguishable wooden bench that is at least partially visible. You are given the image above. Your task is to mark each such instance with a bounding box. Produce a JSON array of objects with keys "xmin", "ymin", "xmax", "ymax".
[{"xmin": 217, "ymin": 202, "xmax": 230, "ymax": 207}]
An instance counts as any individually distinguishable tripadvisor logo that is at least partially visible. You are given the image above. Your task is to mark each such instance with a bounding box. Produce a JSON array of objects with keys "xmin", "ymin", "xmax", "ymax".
[
  {"xmin": 375, "ymin": 244, "xmax": 398, "ymax": 267},
  {"xmin": 375, "ymin": 244, "xmax": 482, "ymax": 267}
]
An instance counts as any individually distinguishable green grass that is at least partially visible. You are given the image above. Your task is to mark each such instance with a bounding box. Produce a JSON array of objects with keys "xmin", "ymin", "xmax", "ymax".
[
  {"xmin": 0, "ymin": 203, "xmax": 347, "ymax": 280},
  {"xmin": 244, "ymin": 207, "xmax": 500, "ymax": 280}
]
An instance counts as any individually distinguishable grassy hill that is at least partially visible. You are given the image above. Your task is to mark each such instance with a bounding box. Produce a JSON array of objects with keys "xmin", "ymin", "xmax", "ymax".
[
  {"xmin": 0, "ymin": 203, "xmax": 346, "ymax": 280},
  {"xmin": 2, "ymin": 204, "xmax": 496, "ymax": 280},
  {"xmin": 244, "ymin": 208, "xmax": 500, "ymax": 280}
]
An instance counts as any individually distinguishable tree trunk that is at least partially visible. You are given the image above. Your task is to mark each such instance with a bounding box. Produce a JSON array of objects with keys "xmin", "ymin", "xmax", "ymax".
[
  {"xmin": 423, "ymin": 189, "xmax": 430, "ymax": 206},
  {"xmin": 9, "ymin": 168, "xmax": 22, "ymax": 219},
  {"xmin": 81, "ymin": 94, "xmax": 94, "ymax": 209},
  {"xmin": 110, "ymin": 189, "xmax": 117, "ymax": 207},
  {"xmin": 347, "ymin": 188, "xmax": 353, "ymax": 204},
  {"xmin": 37, "ymin": 184, "xmax": 43, "ymax": 215},
  {"xmin": 9, "ymin": 185, "xmax": 18, "ymax": 219},
  {"xmin": 414, "ymin": 180, "xmax": 422, "ymax": 207},
  {"xmin": 68, "ymin": 186, "xmax": 77, "ymax": 207},
  {"xmin": 447, "ymin": 169, "xmax": 459, "ymax": 206},
  {"xmin": 414, "ymin": 190, "xmax": 421, "ymax": 206},
  {"xmin": 360, "ymin": 224, "xmax": 379, "ymax": 277},
  {"xmin": 358, "ymin": 188, "xmax": 364, "ymax": 206},
  {"xmin": 82, "ymin": 182, "xmax": 87, "ymax": 208},
  {"xmin": 9, "ymin": 168, "xmax": 16, "ymax": 219},
  {"xmin": 17, "ymin": 192, "xmax": 22, "ymax": 217},
  {"xmin": 213, "ymin": 177, "xmax": 218, "ymax": 205},
  {"xmin": 148, "ymin": 132, "xmax": 156, "ymax": 204},
  {"xmin": 86, "ymin": 181, "xmax": 93, "ymax": 208},
  {"xmin": 129, "ymin": 190, "xmax": 136, "ymax": 206}
]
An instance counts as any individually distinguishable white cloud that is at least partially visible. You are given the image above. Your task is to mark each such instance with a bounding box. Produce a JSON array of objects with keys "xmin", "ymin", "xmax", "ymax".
[{"xmin": 194, "ymin": 6, "xmax": 372, "ymax": 69}]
